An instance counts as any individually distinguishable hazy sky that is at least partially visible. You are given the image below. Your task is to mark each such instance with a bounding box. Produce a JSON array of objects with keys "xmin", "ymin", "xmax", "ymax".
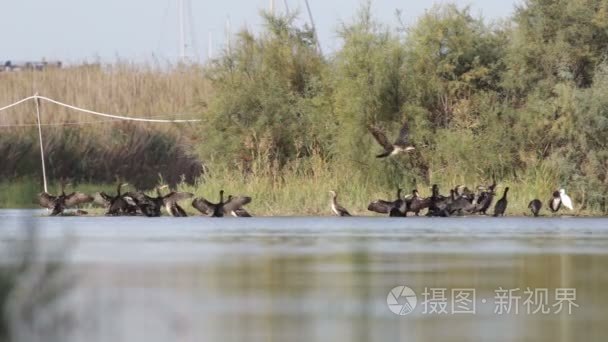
[{"xmin": 1, "ymin": 0, "xmax": 517, "ymax": 64}]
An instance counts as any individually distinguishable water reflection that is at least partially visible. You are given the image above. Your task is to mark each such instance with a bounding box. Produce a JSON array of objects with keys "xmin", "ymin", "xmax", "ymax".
[{"xmin": 1, "ymin": 210, "xmax": 607, "ymax": 341}]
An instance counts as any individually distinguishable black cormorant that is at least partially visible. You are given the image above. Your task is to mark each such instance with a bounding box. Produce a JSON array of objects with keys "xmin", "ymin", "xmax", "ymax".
[
  {"xmin": 407, "ymin": 189, "xmax": 430, "ymax": 216},
  {"xmin": 476, "ymin": 180, "xmax": 497, "ymax": 215},
  {"xmin": 367, "ymin": 188, "xmax": 404, "ymax": 215},
  {"xmin": 95, "ymin": 182, "xmax": 137, "ymax": 216},
  {"xmin": 38, "ymin": 182, "xmax": 93, "ymax": 216},
  {"xmin": 493, "ymin": 187, "xmax": 509, "ymax": 217},
  {"xmin": 126, "ymin": 185, "xmax": 193, "ymax": 217},
  {"xmin": 427, "ymin": 184, "xmax": 449, "ymax": 217},
  {"xmin": 549, "ymin": 190, "xmax": 562, "ymax": 213},
  {"xmin": 368, "ymin": 121, "xmax": 415, "ymax": 158},
  {"xmin": 192, "ymin": 190, "xmax": 252, "ymax": 217},
  {"xmin": 329, "ymin": 190, "xmax": 351, "ymax": 216},
  {"xmin": 528, "ymin": 199, "xmax": 542, "ymax": 217}
]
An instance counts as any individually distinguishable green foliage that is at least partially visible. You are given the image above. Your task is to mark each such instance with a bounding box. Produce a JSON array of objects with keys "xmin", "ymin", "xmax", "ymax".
[
  {"xmin": 199, "ymin": 13, "xmax": 329, "ymax": 170},
  {"xmin": 503, "ymin": 0, "xmax": 608, "ymax": 93},
  {"xmin": 3, "ymin": 1, "xmax": 608, "ymax": 214},
  {"xmin": 568, "ymin": 62, "xmax": 608, "ymax": 208},
  {"xmin": 404, "ymin": 4, "xmax": 507, "ymax": 129},
  {"xmin": 193, "ymin": 0, "xmax": 608, "ymax": 214},
  {"xmin": 331, "ymin": 2, "xmax": 414, "ymax": 186}
]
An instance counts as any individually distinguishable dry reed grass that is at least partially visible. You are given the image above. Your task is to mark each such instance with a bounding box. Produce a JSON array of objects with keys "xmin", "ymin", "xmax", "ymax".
[{"xmin": 0, "ymin": 63, "xmax": 210, "ymax": 188}]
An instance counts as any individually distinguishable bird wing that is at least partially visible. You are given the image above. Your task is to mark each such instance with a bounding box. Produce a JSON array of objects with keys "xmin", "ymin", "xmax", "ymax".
[
  {"xmin": 367, "ymin": 200, "xmax": 392, "ymax": 214},
  {"xmin": 367, "ymin": 125, "xmax": 393, "ymax": 151},
  {"xmin": 393, "ymin": 121, "xmax": 411, "ymax": 147},
  {"xmin": 337, "ymin": 205, "xmax": 351, "ymax": 216},
  {"xmin": 124, "ymin": 191, "xmax": 151, "ymax": 204},
  {"xmin": 409, "ymin": 197, "xmax": 431, "ymax": 211},
  {"xmin": 488, "ymin": 180, "xmax": 497, "ymax": 192},
  {"xmin": 94, "ymin": 192, "xmax": 112, "ymax": 207},
  {"xmin": 232, "ymin": 208, "xmax": 252, "ymax": 217},
  {"xmin": 192, "ymin": 197, "xmax": 215, "ymax": 215},
  {"xmin": 38, "ymin": 192, "xmax": 57, "ymax": 209},
  {"xmin": 163, "ymin": 191, "xmax": 194, "ymax": 204},
  {"xmin": 168, "ymin": 202, "xmax": 188, "ymax": 217},
  {"xmin": 223, "ymin": 196, "xmax": 252, "ymax": 213},
  {"xmin": 64, "ymin": 192, "xmax": 94, "ymax": 207},
  {"xmin": 122, "ymin": 195, "xmax": 138, "ymax": 207}
]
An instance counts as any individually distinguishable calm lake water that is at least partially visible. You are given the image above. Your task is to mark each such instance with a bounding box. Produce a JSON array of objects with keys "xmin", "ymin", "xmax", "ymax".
[{"xmin": 1, "ymin": 209, "xmax": 607, "ymax": 341}]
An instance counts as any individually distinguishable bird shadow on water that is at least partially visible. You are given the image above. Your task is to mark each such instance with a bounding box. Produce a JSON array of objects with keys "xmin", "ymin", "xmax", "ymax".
[{"xmin": 0, "ymin": 217, "xmax": 74, "ymax": 342}]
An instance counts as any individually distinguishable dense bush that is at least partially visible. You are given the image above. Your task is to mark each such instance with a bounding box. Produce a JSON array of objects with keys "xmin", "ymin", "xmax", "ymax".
[
  {"xmin": 2, "ymin": 0, "xmax": 608, "ymax": 213},
  {"xmin": 196, "ymin": 0, "xmax": 608, "ymax": 211}
]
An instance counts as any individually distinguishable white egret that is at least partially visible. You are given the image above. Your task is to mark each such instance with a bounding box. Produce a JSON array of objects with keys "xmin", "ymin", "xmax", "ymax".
[{"xmin": 559, "ymin": 188, "xmax": 573, "ymax": 210}]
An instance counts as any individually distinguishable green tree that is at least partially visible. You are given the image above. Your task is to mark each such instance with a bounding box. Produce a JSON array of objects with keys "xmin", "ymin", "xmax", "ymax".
[
  {"xmin": 400, "ymin": 4, "xmax": 508, "ymax": 182},
  {"xmin": 404, "ymin": 4, "xmax": 507, "ymax": 130},
  {"xmin": 503, "ymin": 0, "xmax": 608, "ymax": 95},
  {"xmin": 330, "ymin": 2, "xmax": 414, "ymax": 186},
  {"xmin": 200, "ymin": 13, "xmax": 328, "ymax": 171}
]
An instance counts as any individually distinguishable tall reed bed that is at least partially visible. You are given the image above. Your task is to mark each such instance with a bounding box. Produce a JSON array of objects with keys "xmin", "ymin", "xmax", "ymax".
[
  {"xmin": 0, "ymin": 63, "xmax": 211, "ymax": 126},
  {"xmin": 0, "ymin": 63, "xmax": 209, "ymax": 188}
]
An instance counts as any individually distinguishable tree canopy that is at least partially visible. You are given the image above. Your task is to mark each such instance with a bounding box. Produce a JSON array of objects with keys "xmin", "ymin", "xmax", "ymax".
[{"xmin": 197, "ymin": 0, "xmax": 608, "ymax": 210}]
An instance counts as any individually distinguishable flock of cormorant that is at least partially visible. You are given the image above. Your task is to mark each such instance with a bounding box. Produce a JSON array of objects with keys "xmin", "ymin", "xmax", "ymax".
[
  {"xmin": 37, "ymin": 181, "xmax": 252, "ymax": 217},
  {"xmin": 36, "ymin": 121, "xmax": 575, "ymax": 217},
  {"xmin": 331, "ymin": 182, "xmax": 573, "ymax": 217}
]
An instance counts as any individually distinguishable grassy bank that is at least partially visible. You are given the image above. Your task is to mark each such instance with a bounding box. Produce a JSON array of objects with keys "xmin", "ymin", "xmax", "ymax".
[
  {"xmin": 179, "ymin": 163, "xmax": 606, "ymax": 217},
  {"xmin": 0, "ymin": 179, "xmax": 128, "ymax": 209},
  {"xmin": 3, "ymin": 165, "xmax": 605, "ymax": 217}
]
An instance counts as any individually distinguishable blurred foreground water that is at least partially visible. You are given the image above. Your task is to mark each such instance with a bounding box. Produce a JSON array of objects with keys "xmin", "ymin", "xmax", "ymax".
[{"xmin": 1, "ymin": 209, "xmax": 607, "ymax": 341}]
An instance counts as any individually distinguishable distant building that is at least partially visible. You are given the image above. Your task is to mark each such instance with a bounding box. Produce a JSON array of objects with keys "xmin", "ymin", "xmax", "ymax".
[{"xmin": 1, "ymin": 60, "xmax": 62, "ymax": 72}]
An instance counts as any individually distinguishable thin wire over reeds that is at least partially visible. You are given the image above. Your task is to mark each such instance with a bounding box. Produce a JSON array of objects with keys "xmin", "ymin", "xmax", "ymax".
[{"xmin": 0, "ymin": 63, "xmax": 210, "ymax": 189}]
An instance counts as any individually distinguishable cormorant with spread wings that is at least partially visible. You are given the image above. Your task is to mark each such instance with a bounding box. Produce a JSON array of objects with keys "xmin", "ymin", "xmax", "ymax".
[
  {"xmin": 38, "ymin": 181, "xmax": 94, "ymax": 216},
  {"xmin": 192, "ymin": 190, "xmax": 252, "ymax": 217},
  {"xmin": 125, "ymin": 185, "xmax": 193, "ymax": 217},
  {"xmin": 94, "ymin": 182, "xmax": 137, "ymax": 216},
  {"xmin": 368, "ymin": 121, "xmax": 416, "ymax": 158}
]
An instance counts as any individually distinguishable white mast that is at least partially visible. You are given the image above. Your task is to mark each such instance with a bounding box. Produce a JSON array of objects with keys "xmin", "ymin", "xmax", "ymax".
[
  {"xmin": 226, "ymin": 16, "xmax": 232, "ymax": 55},
  {"xmin": 283, "ymin": 0, "xmax": 290, "ymax": 15},
  {"xmin": 186, "ymin": 0, "xmax": 199, "ymax": 62},
  {"xmin": 208, "ymin": 31, "xmax": 213, "ymax": 60},
  {"xmin": 269, "ymin": 0, "xmax": 275, "ymax": 15},
  {"xmin": 178, "ymin": 0, "xmax": 186, "ymax": 61},
  {"xmin": 304, "ymin": 0, "xmax": 322, "ymax": 55}
]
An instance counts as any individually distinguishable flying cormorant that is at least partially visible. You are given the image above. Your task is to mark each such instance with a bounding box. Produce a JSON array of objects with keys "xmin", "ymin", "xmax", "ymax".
[{"xmin": 368, "ymin": 121, "xmax": 415, "ymax": 158}]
